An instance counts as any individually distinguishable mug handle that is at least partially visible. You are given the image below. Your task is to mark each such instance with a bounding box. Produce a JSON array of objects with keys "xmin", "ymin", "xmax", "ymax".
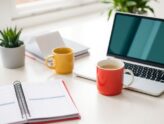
[
  {"xmin": 123, "ymin": 69, "xmax": 134, "ymax": 88},
  {"xmin": 45, "ymin": 55, "xmax": 55, "ymax": 69}
]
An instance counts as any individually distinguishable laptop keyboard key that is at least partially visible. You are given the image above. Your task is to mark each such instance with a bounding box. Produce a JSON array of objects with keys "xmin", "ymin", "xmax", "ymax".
[{"xmin": 124, "ymin": 62, "xmax": 164, "ymax": 83}]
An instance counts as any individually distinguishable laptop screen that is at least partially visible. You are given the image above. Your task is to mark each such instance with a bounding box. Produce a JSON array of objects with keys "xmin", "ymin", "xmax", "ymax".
[{"xmin": 107, "ymin": 13, "xmax": 164, "ymax": 68}]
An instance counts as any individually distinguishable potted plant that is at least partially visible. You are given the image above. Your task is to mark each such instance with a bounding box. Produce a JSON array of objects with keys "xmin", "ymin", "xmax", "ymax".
[
  {"xmin": 0, "ymin": 27, "xmax": 25, "ymax": 69},
  {"xmin": 101, "ymin": 0, "xmax": 156, "ymax": 19}
]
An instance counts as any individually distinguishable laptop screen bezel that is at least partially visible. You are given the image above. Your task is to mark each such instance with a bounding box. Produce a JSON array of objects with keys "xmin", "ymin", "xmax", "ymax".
[{"xmin": 107, "ymin": 12, "xmax": 164, "ymax": 68}]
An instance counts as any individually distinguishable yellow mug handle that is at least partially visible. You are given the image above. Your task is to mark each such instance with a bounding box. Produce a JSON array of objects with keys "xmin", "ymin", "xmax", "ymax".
[{"xmin": 45, "ymin": 55, "xmax": 55, "ymax": 69}]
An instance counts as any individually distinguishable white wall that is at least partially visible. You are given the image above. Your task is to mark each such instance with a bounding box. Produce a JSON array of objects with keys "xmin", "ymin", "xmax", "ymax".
[
  {"xmin": 150, "ymin": 0, "xmax": 164, "ymax": 18},
  {"xmin": 0, "ymin": 0, "xmax": 164, "ymax": 30},
  {"xmin": 0, "ymin": 0, "xmax": 15, "ymax": 30}
]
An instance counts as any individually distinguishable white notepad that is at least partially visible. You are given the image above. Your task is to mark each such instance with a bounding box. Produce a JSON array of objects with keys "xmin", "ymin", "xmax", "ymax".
[
  {"xmin": 25, "ymin": 31, "xmax": 89, "ymax": 62},
  {"xmin": 0, "ymin": 80, "xmax": 80, "ymax": 124}
]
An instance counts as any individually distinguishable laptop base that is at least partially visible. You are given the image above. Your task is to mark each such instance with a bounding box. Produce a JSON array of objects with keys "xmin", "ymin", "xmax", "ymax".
[{"xmin": 74, "ymin": 71, "xmax": 164, "ymax": 97}]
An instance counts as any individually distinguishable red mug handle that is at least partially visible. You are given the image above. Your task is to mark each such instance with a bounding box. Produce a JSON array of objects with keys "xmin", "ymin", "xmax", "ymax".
[{"xmin": 123, "ymin": 69, "xmax": 134, "ymax": 88}]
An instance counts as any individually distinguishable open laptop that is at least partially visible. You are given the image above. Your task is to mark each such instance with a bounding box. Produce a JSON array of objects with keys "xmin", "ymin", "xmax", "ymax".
[{"xmin": 75, "ymin": 12, "xmax": 164, "ymax": 96}]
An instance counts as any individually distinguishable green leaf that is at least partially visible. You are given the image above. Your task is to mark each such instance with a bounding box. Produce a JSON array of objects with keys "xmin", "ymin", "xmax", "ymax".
[
  {"xmin": 108, "ymin": 9, "xmax": 113, "ymax": 20},
  {"xmin": 101, "ymin": 0, "xmax": 112, "ymax": 4},
  {"xmin": 145, "ymin": 5, "xmax": 154, "ymax": 13},
  {"xmin": 0, "ymin": 26, "xmax": 23, "ymax": 48},
  {"xmin": 18, "ymin": 41, "xmax": 23, "ymax": 46},
  {"xmin": 0, "ymin": 38, "xmax": 4, "ymax": 41},
  {"xmin": 126, "ymin": 1, "xmax": 136, "ymax": 7},
  {"xmin": 1, "ymin": 31, "xmax": 8, "ymax": 43},
  {"xmin": 101, "ymin": 0, "xmax": 156, "ymax": 19}
]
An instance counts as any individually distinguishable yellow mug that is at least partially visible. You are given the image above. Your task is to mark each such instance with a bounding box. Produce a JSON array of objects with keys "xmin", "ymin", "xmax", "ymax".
[{"xmin": 45, "ymin": 47, "xmax": 74, "ymax": 74}]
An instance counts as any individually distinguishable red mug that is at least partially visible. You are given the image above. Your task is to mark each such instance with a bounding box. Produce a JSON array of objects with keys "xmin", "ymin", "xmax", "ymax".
[{"xmin": 97, "ymin": 59, "xmax": 134, "ymax": 96}]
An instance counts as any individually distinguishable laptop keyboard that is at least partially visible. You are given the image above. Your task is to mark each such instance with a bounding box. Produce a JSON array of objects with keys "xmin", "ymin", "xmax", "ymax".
[{"xmin": 124, "ymin": 62, "xmax": 164, "ymax": 83}]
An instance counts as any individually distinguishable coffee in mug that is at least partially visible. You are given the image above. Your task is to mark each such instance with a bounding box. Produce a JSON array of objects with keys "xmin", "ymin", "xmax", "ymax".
[{"xmin": 101, "ymin": 64, "xmax": 119, "ymax": 69}]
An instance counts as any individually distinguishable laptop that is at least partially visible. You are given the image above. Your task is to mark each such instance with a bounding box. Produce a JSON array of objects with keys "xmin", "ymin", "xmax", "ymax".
[{"xmin": 75, "ymin": 12, "xmax": 164, "ymax": 96}]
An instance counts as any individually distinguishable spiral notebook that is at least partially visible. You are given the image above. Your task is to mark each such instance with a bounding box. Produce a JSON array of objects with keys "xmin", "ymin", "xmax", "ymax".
[{"xmin": 0, "ymin": 80, "xmax": 80, "ymax": 124}]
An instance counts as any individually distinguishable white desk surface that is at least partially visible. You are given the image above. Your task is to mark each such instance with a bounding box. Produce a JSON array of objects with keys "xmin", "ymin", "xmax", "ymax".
[{"xmin": 0, "ymin": 13, "xmax": 164, "ymax": 124}]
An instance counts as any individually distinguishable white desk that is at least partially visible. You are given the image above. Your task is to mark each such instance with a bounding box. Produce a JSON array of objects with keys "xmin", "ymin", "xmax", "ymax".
[{"xmin": 0, "ymin": 13, "xmax": 164, "ymax": 124}]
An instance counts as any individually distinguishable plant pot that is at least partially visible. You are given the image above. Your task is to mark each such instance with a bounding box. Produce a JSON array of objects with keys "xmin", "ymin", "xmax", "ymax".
[{"xmin": 0, "ymin": 45, "xmax": 25, "ymax": 69}]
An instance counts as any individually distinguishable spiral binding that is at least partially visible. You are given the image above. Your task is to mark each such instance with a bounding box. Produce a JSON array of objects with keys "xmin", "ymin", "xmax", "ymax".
[{"xmin": 13, "ymin": 81, "xmax": 31, "ymax": 119}]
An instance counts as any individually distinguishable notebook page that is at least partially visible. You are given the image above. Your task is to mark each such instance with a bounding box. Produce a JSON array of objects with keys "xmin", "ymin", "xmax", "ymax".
[
  {"xmin": 35, "ymin": 31, "xmax": 65, "ymax": 58},
  {"xmin": 0, "ymin": 85, "xmax": 25, "ymax": 124},
  {"xmin": 22, "ymin": 80, "xmax": 79, "ymax": 120}
]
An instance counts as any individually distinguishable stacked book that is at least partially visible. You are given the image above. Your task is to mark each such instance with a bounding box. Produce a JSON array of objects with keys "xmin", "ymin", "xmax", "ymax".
[{"xmin": 24, "ymin": 31, "xmax": 89, "ymax": 63}]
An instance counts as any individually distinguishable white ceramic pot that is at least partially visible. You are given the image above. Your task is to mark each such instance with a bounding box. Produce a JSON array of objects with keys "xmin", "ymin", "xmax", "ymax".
[{"xmin": 0, "ymin": 45, "xmax": 25, "ymax": 69}]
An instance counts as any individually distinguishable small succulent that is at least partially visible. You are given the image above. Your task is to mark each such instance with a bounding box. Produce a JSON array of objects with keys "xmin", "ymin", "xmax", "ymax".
[
  {"xmin": 0, "ymin": 27, "xmax": 23, "ymax": 48},
  {"xmin": 101, "ymin": 0, "xmax": 157, "ymax": 19}
]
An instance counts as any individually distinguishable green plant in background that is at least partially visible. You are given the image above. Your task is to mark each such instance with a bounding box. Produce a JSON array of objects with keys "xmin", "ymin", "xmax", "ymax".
[
  {"xmin": 0, "ymin": 27, "xmax": 23, "ymax": 48},
  {"xmin": 101, "ymin": 0, "xmax": 157, "ymax": 19}
]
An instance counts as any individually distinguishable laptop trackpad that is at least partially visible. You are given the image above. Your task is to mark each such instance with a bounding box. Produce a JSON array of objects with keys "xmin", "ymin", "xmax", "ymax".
[{"xmin": 124, "ymin": 74, "xmax": 164, "ymax": 96}]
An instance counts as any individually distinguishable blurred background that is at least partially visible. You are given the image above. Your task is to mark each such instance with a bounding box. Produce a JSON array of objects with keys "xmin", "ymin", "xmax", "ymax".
[{"xmin": 0, "ymin": 0, "xmax": 164, "ymax": 29}]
